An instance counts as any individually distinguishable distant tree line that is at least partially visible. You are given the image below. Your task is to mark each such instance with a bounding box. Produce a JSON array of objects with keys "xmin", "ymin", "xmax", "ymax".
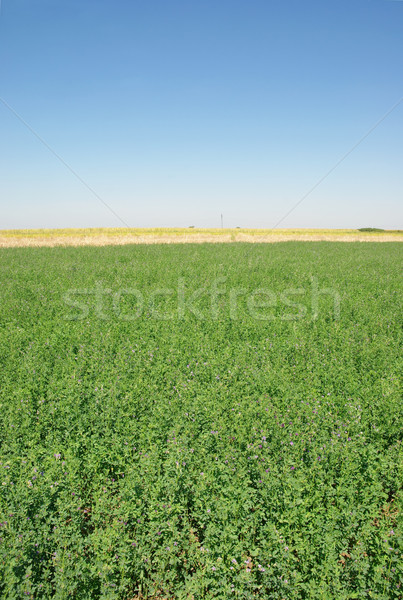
[{"xmin": 358, "ymin": 227, "xmax": 385, "ymax": 232}]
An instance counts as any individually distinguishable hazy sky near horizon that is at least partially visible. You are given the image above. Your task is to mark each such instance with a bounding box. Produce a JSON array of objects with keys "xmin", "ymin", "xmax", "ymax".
[{"xmin": 1, "ymin": 0, "xmax": 402, "ymax": 230}]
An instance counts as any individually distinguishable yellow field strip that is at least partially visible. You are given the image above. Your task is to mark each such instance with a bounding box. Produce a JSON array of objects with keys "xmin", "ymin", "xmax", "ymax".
[{"xmin": 1, "ymin": 228, "xmax": 402, "ymax": 247}]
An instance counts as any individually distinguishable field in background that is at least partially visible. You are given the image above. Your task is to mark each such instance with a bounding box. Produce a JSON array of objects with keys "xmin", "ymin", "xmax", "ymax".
[
  {"xmin": 0, "ymin": 242, "xmax": 401, "ymax": 599},
  {"xmin": 1, "ymin": 227, "xmax": 403, "ymax": 247}
]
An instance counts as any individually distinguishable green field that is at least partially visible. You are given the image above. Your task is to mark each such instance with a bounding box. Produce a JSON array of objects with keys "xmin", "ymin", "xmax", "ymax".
[{"xmin": 0, "ymin": 243, "xmax": 402, "ymax": 599}]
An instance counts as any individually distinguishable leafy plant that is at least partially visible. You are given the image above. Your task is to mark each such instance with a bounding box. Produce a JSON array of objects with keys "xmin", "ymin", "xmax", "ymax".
[{"xmin": 0, "ymin": 242, "xmax": 401, "ymax": 598}]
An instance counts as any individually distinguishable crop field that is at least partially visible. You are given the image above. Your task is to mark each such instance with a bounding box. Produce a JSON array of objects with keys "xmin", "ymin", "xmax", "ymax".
[
  {"xmin": 1, "ymin": 228, "xmax": 403, "ymax": 248},
  {"xmin": 0, "ymin": 242, "xmax": 402, "ymax": 599}
]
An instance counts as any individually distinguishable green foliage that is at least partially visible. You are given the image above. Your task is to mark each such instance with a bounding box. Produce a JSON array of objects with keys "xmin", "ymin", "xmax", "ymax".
[
  {"xmin": 357, "ymin": 228, "xmax": 385, "ymax": 233},
  {"xmin": 0, "ymin": 242, "xmax": 402, "ymax": 599}
]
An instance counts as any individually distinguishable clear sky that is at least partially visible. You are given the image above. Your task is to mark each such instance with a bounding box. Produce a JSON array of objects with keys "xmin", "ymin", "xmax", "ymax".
[{"xmin": 0, "ymin": 0, "xmax": 402, "ymax": 229}]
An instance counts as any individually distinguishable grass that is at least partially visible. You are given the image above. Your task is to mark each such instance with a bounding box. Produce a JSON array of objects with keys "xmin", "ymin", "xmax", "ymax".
[{"xmin": 0, "ymin": 242, "xmax": 402, "ymax": 599}]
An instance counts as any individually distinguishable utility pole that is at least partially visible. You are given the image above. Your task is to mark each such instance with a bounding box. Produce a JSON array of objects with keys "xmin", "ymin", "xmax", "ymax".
[{"xmin": 221, "ymin": 214, "xmax": 223, "ymax": 229}]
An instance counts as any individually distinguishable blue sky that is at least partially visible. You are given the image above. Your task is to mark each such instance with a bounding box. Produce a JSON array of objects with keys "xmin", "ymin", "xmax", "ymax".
[{"xmin": 0, "ymin": 0, "xmax": 402, "ymax": 229}]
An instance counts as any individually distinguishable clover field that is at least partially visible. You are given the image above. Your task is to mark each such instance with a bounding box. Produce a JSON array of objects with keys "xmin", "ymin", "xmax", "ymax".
[{"xmin": 0, "ymin": 242, "xmax": 402, "ymax": 599}]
